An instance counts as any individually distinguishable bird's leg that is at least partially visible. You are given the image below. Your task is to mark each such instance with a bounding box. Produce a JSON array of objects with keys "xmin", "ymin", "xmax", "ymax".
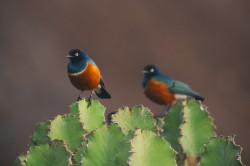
[
  {"xmin": 87, "ymin": 91, "xmax": 93, "ymax": 107},
  {"xmin": 158, "ymin": 105, "xmax": 171, "ymax": 117},
  {"xmin": 77, "ymin": 91, "xmax": 83, "ymax": 101}
]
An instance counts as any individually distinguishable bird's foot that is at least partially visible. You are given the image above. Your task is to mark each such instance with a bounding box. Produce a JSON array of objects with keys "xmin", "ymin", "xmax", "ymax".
[
  {"xmin": 77, "ymin": 91, "xmax": 83, "ymax": 101},
  {"xmin": 155, "ymin": 113, "xmax": 166, "ymax": 118},
  {"xmin": 87, "ymin": 99, "xmax": 92, "ymax": 107},
  {"xmin": 87, "ymin": 93, "xmax": 93, "ymax": 107},
  {"xmin": 157, "ymin": 105, "xmax": 171, "ymax": 118},
  {"xmin": 77, "ymin": 96, "xmax": 82, "ymax": 101}
]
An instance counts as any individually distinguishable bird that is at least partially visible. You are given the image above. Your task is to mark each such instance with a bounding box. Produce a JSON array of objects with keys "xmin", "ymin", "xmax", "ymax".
[
  {"xmin": 66, "ymin": 49, "xmax": 111, "ymax": 103},
  {"xmin": 142, "ymin": 64, "xmax": 204, "ymax": 116}
]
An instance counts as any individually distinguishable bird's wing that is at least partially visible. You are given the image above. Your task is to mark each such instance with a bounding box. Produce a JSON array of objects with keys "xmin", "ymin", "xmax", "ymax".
[
  {"xmin": 99, "ymin": 77, "xmax": 105, "ymax": 87},
  {"xmin": 94, "ymin": 77, "xmax": 111, "ymax": 99},
  {"xmin": 168, "ymin": 80, "xmax": 200, "ymax": 97},
  {"xmin": 154, "ymin": 73, "xmax": 175, "ymax": 89},
  {"xmin": 154, "ymin": 73, "xmax": 199, "ymax": 96}
]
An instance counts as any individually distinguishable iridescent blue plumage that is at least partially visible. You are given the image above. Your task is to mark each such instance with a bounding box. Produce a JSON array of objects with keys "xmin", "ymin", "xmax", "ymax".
[{"xmin": 67, "ymin": 49, "xmax": 95, "ymax": 74}]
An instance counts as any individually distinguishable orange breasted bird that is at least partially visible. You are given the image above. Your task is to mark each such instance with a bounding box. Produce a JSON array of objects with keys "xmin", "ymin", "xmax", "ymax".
[
  {"xmin": 67, "ymin": 49, "xmax": 111, "ymax": 101},
  {"xmin": 142, "ymin": 65, "xmax": 204, "ymax": 116}
]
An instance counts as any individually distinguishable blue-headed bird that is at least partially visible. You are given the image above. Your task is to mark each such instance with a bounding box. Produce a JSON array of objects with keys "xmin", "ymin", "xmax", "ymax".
[
  {"xmin": 66, "ymin": 49, "xmax": 111, "ymax": 102},
  {"xmin": 142, "ymin": 64, "xmax": 204, "ymax": 116}
]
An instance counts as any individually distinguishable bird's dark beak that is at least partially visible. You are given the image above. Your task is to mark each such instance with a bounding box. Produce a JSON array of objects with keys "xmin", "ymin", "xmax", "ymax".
[
  {"xmin": 142, "ymin": 70, "xmax": 149, "ymax": 74},
  {"xmin": 66, "ymin": 55, "xmax": 73, "ymax": 58}
]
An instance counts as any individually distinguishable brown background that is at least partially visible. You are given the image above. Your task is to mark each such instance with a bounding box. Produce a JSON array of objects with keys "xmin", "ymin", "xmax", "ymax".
[{"xmin": 0, "ymin": 1, "xmax": 250, "ymax": 165}]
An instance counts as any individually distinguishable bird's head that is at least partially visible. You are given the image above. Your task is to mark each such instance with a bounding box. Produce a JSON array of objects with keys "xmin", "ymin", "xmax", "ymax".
[
  {"xmin": 66, "ymin": 49, "xmax": 88, "ymax": 62},
  {"xmin": 142, "ymin": 65, "xmax": 160, "ymax": 77}
]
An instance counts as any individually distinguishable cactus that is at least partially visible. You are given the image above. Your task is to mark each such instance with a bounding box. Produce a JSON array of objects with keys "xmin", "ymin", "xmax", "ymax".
[
  {"xmin": 199, "ymin": 136, "xmax": 244, "ymax": 166},
  {"xmin": 161, "ymin": 103, "xmax": 183, "ymax": 153},
  {"xmin": 15, "ymin": 99, "xmax": 244, "ymax": 166},
  {"xmin": 26, "ymin": 140, "xmax": 72, "ymax": 166},
  {"xmin": 160, "ymin": 103, "xmax": 184, "ymax": 165},
  {"xmin": 83, "ymin": 124, "xmax": 130, "ymax": 166},
  {"xmin": 179, "ymin": 100, "xmax": 216, "ymax": 165},
  {"xmin": 70, "ymin": 100, "xmax": 105, "ymax": 133},
  {"xmin": 112, "ymin": 106, "xmax": 157, "ymax": 135},
  {"xmin": 14, "ymin": 154, "xmax": 27, "ymax": 166},
  {"xmin": 49, "ymin": 115, "xmax": 86, "ymax": 152},
  {"xmin": 129, "ymin": 129, "xmax": 177, "ymax": 166},
  {"xmin": 29, "ymin": 121, "xmax": 50, "ymax": 147},
  {"xmin": 73, "ymin": 144, "xmax": 86, "ymax": 165}
]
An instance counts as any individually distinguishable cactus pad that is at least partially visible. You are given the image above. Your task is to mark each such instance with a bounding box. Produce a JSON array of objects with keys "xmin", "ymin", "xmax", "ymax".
[
  {"xmin": 83, "ymin": 124, "xmax": 130, "ymax": 166},
  {"xmin": 129, "ymin": 129, "xmax": 177, "ymax": 166},
  {"xmin": 199, "ymin": 136, "xmax": 244, "ymax": 166},
  {"xmin": 70, "ymin": 99, "xmax": 105, "ymax": 133},
  {"xmin": 180, "ymin": 100, "xmax": 216, "ymax": 158},
  {"xmin": 26, "ymin": 140, "xmax": 71, "ymax": 166},
  {"xmin": 112, "ymin": 106, "xmax": 156, "ymax": 135},
  {"xmin": 49, "ymin": 115, "xmax": 86, "ymax": 152}
]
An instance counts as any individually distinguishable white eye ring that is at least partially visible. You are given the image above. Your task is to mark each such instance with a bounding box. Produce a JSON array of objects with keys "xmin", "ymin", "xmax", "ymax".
[
  {"xmin": 150, "ymin": 68, "xmax": 154, "ymax": 72},
  {"xmin": 75, "ymin": 53, "xmax": 79, "ymax": 56}
]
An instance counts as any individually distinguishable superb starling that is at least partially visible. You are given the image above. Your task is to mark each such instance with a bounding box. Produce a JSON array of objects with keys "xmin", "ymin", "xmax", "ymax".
[
  {"xmin": 67, "ymin": 49, "xmax": 111, "ymax": 102},
  {"xmin": 142, "ymin": 64, "xmax": 203, "ymax": 116}
]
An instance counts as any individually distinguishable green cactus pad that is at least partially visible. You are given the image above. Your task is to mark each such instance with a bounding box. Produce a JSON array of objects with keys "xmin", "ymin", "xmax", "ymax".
[
  {"xmin": 199, "ymin": 136, "xmax": 244, "ymax": 166},
  {"xmin": 73, "ymin": 146, "xmax": 86, "ymax": 165},
  {"xmin": 29, "ymin": 121, "xmax": 51, "ymax": 147},
  {"xmin": 161, "ymin": 103, "xmax": 183, "ymax": 153},
  {"xmin": 112, "ymin": 106, "xmax": 156, "ymax": 135},
  {"xmin": 83, "ymin": 124, "xmax": 130, "ymax": 166},
  {"xmin": 49, "ymin": 115, "xmax": 86, "ymax": 152},
  {"xmin": 70, "ymin": 99, "xmax": 105, "ymax": 133},
  {"xmin": 72, "ymin": 140, "xmax": 88, "ymax": 165},
  {"xmin": 13, "ymin": 154, "xmax": 27, "ymax": 166},
  {"xmin": 129, "ymin": 129, "xmax": 176, "ymax": 166},
  {"xmin": 179, "ymin": 100, "xmax": 216, "ymax": 163},
  {"xmin": 26, "ymin": 140, "xmax": 72, "ymax": 166}
]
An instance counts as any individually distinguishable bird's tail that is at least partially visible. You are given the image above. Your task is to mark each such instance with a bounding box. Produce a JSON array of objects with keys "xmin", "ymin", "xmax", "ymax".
[
  {"xmin": 194, "ymin": 95, "xmax": 204, "ymax": 102},
  {"xmin": 94, "ymin": 85, "xmax": 111, "ymax": 99}
]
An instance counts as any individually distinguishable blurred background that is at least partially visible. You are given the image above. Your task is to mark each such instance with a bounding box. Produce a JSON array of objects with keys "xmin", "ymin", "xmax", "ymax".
[{"xmin": 0, "ymin": 1, "xmax": 250, "ymax": 165}]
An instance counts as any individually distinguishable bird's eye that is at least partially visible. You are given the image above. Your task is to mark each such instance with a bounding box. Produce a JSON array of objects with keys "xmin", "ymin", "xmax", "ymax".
[
  {"xmin": 150, "ymin": 68, "xmax": 154, "ymax": 73},
  {"xmin": 75, "ymin": 53, "xmax": 79, "ymax": 56}
]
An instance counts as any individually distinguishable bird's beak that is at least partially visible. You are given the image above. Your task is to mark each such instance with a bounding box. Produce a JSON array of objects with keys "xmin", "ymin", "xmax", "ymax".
[
  {"xmin": 66, "ymin": 55, "xmax": 73, "ymax": 58},
  {"xmin": 142, "ymin": 70, "xmax": 149, "ymax": 73}
]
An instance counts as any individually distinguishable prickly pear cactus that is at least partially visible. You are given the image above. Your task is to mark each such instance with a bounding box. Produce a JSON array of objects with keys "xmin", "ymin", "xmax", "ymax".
[{"xmin": 15, "ymin": 99, "xmax": 244, "ymax": 166}]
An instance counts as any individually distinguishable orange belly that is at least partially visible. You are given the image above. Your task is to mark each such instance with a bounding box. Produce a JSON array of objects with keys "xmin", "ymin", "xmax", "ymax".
[
  {"xmin": 144, "ymin": 79, "xmax": 176, "ymax": 105},
  {"xmin": 68, "ymin": 62, "xmax": 101, "ymax": 91}
]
